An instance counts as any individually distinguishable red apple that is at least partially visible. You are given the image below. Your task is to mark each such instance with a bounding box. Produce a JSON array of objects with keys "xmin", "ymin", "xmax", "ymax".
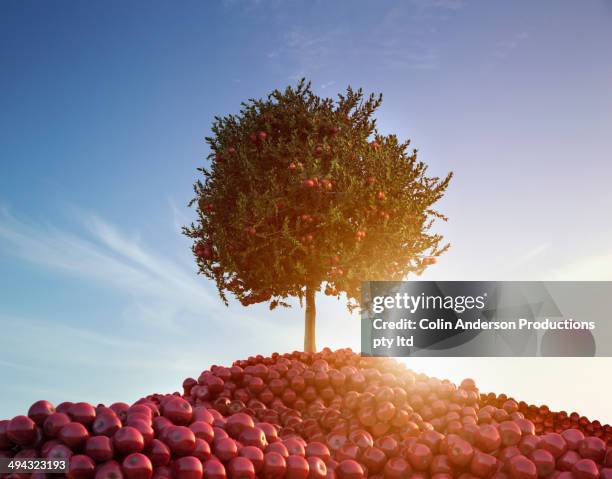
[
  {"xmin": 239, "ymin": 446, "xmax": 264, "ymax": 472},
  {"xmin": 578, "ymin": 437, "xmax": 606, "ymax": 462},
  {"xmin": 305, "ymin": 442, "xmax": 330, "ymax": 462},
  {"xmin": 57, "ymin": 422, "xmax": 90, "ymax": 451},
  {"xmin": 470, "ymin": 451, "xmax": 498, "ymax": 478},
  {"xmin": 93, "ymin": 413, "xmax": 122, "ymax": 437},
  {"xmin": 129, "ymin": 419, "xmax": 154, "ymax": 447},
  {"xmin": 128, "ymin": 405, "xmax": 154, "ymax": 420},
  {"xmin": 0, "ymin": 420, "xmax": 12, "ymax": 449},
  {"xmin": 375, "ymin": 401, "xmax": 396, "ymax": 422},
  {"xmin": 228, "ymin": 456, "xmax": 255, "ymax": 479},
  {"xmin": 152, "ymin": 417, "xmax": 173, "ymax": 437},
  {"xmin": 46, "ymin": 443, "xmax": 74, "ymax": 461},
  {"xmin": 445, "ymin": 435, "xmax": 474, "ymax": 467},
  {"xmin": 286, "ymin": 455, "xmax": 310, "ymax": 479},
  {"xmin": 94, "ymin": 460, "xmax": 122, "ymax": 479},
  {"xmin": 148, "ymin": 439, "xmax": 171, "ymax": 467},
  {"xmin": 189, "ymin": 421, "xmax": 214, "ymax": 444},
  {"xmin": 162, "ymin": 397, "xmax": 192, "ymax": 426},
  {"xmin": 514, "ymin": 419, "xmax": 535, "ymax": 436},
  {"xmin": 307, "ymin": 456, "xmax": 327, "ymax": 479},
  {"xmin": 27, "ymin": 400, "xmax": 55, "ymax": 426},
  {"xmin": 6, "ymin": 415, "xmax": 37, "ymax": 446},
  {"xmin": 539, "ymin": 433, "xmax": 567, "ymax": 459},
  {"xmin": 41, "ymin": 439, "xmax": 62, "ymax": 457},
  {"xmin": 508, "ymin": 455, "xmax": 537, "ymax": 479},
  {"xmin": 113, "ymin": 427, "xmax": 145, "ymax": 455},
  {"xmin": 85, "ymin": 435, "xmax": 114, "ymax": 463},
  {"xmin": 284, "ymin": 437, "xmax": 306, "ymax": 457},
  {"xmin": 69, "ymin": 403, "xmax": 97, "ymax": 427},
  {"xmin": 67, "ymin": 454, "xmax": 96, "ymax": 479},
  {"xmin": 518, "ymin": 435, "xmax": 541, "ymax": 456},
  {"xmin": 499, "ymin": 422, "xmax": 522, "ymax": 447},
  {"xmin": 572, "ymin": 459, "xmax": 600, "ymax": 479},
  {"xmin": 262, "ymin": 451, "xmax": 287, "ymax": 479},
  {"xmin": 267, "ymin": 441, "xmax": 290, "ymax": 458},
  {"xmin": 191, "ymin": 438, "xmax": 210, "ymax": 461},
  {"xmin": 384, "ymin": 457, "xmax": 412, "ymax": 479},
  {"xmin": 226, "ymin": 413, "xmax": 255, "ymax": 439},
  {"xmin": 557, "ymin": 450, "xmax": 581, "ymax": 471},
  {"xmin": 201, "ymin": 460, "xmax": 226, "ymax": 479},
  {"xmin": 173, "ymin": 456, "xmax": 203, "ymax": 479},
  {"xmin": 257, "ymin": 422, "xmax": 279, "ymax": 444},
  {"xmin": 560, "ymin": 429, "xmax": 585, "ymax": 451},
  {"xmin": 57, "ymin": 402, "xmax": 74, "ymax": 414},
  {"xmin": 122, "ymin": 453, "xmax": 153, "ymax": 479},
  {"xmin": 407, "ymin": 442, "xmax": 433, "ymax": 471},
  {"xmin": 110, "ymin": 403, "xmax": 130, "ymax": 416},
  {"xmin": 240, "ymin": 426, "xmax": 268, "ymax": 449},
  {"xmin": 359, "ymin": 447, "xmax": 385, "ymax": 474},
  {"xmin": 335, "ymin": 459, "xmax": 364, "ymax": 479},
  {"xmin": 529, "ymin": 449, "xmax": 555, "ymax": 478},
  {"xmin": 192, "ymin": 407, "xmax": 214, "ymax": 425},
  {"xmin": 213, "ymin": 426, "xmax": 229, "ymax": 441},
  {"xmin": 419, "ymin": 431, "xmax": 445, "ymax": 454},
  {"xmin": 214, "ymin": 437, "xmax": 239, "ymax": 463},
  {"xmin": 165, "ymin": 426, "xmax": 196, "ymax": 457},
  {"xmin": 476, "ymin": 425, "xmax": 502, "ymax": 453},
  {"xmin": 336, "ymin": 443, "xmax": 359, "ymax": 462}
]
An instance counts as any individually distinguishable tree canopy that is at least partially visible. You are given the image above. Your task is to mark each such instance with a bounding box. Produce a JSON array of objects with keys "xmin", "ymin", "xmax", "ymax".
[{"xmin": 184, "ymin": 79, "xmax": 451, "ymax": 323}]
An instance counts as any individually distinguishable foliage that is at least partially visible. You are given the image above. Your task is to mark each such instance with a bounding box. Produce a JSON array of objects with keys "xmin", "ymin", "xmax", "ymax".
[{"xmin": 184, "ymin": 80, "xmax": 452, "ymax": 311}]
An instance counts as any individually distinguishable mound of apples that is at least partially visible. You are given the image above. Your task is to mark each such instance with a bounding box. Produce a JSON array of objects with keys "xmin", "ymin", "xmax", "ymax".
[{"xmin": 1, "ymin": 348, "xmax": 610, "ymax": 479}]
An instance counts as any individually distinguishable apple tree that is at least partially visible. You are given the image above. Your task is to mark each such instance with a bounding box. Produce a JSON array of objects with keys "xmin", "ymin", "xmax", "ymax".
[{"xmin": 184, "ymin": 80, "xmax": 452, "ymax": 352}]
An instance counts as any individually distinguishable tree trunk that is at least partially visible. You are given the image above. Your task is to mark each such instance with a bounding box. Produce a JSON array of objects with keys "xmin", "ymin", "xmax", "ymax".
[{"xmin": 304, "ymin": 286, "xmax": 316, "ymax": 353}]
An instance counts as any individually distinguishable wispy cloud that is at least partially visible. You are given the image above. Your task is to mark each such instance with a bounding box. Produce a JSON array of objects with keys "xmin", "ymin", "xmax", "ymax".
[
  {"xmin": 0, "ymin": 204, "xmax": 304, "ymax": 414},
  {"xmin": 282, "ymin": 26, "xmax": 345, "ymax": 79},
  {"xmin": 495, "ymin": 31, "xmax": 530, "ymax": 58},
  {"xmin": 379, "ymin": 47, "xmax": 439, "ymax": 71},
  {"xmin": 0, "ymin": 206, "xmax": 215, "ymax": 321},
  {"xmin": 362, "ymin": 4, "xmax": 454, "ymax": 71},
  {"xmin": 514, "ymin": 242, "xmax": 551, "ymax": 267},
  {"xmin": 0, "ymin": 205, "xmax": 298, "ymax": 337},
  {"xmin": 408, "ymin": 0, "xmax": 465, "ymax": 10},
  {"xmin": 265, "ymin": 1, "xmax": 465, "ymax": 78},
  {"xmin": 0, "ymin": 358, "xmax": 41, "ymax": 373}
]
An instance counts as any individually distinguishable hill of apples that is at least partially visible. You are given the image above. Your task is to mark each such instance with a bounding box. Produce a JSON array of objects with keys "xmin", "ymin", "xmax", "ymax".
[{"xmin": 1, "ymin": 348, "xmax": 610, "ymax": 479}]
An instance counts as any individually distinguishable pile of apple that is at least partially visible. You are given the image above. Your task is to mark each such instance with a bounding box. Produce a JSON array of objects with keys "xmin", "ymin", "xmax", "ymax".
[
  {"xmin": 480, "ymin": 394, "xmax": 611, "ymax": 440},
  {"xmin": 1, "ymin": 348, "xmax": 610, "ymax": 479}
]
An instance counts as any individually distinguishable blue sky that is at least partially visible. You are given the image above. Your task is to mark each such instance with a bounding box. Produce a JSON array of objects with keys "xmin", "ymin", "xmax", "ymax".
[{"xmin": 1, "ymin": 1, "xmax": 611, "ymax": 419}]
